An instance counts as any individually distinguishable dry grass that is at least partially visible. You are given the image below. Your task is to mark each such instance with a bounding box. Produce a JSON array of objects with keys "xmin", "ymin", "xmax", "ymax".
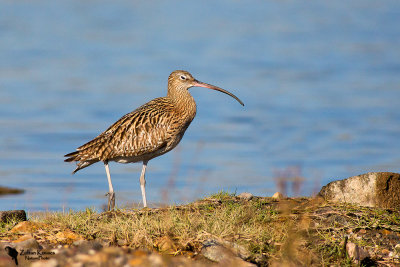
[
  {"xmin": 3, "ymin": 192, "xmax": 400, "ymax": 266},
  {"xmin": 29, "ymin": 192, "xmax": 287, "ymax": 264}
]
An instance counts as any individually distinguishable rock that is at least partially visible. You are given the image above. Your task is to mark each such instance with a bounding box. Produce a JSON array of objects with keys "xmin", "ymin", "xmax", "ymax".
[
  {"xmin": 0, "ymin": 210, "xmax": 26, "ymax": 223},
  {"xmin": 72, "ymin": 240, "xmax": 103, "ymax": 252},
  {"xmin": 147, "ymin": 253, "xmax": 164, "ymax": 266},
  {"xmin": 272, "ymin": 192, "xmax": 284, "ymax": 200},
  {"xmin": 201, "ymin": 240, "xmax": 255, "ymax": 266},
  {"xmin": 55, "ymin": 229, "xmax": 84, "ymax": 244},
  {"xmin": 10, "ymin": 221, "xmax": 38, "ymax": 233},
  {"xmin": 201, "ymin": 240, "xmax": 234, "ymax": 262},
  {"xmin": 346, "ymin": 242, "xmax": 369, "ymax": 263},
  {"xmin": 14, "ymin": 238, "xmax": 41, "ymax": 251},
  {"xmin": 0, "ymin": 186, "xmax": 24, "ymax": 196},
  {"xmin": 117, "ymin": 239, "xmax": 128, "ymax": 246},
  {"xmin": 395, "ymin": 243, "xmax": 400, "ymax": 254},
  {"xmin": 318, "ymin": 172, "xmax": 400, "ymax": 208},
  {"xmin": 31, "ymin": 258, "xmax": 58, "ymax": 267},
  {"xmin": 155, "ymin": 236, "xmax": 177, "ymax": 254},
  {"xmin": 238, "ymin": 192, "xmax": 254, "ymax": 201},
  {"xmin": 220, "ymin": 240, "xmax": 251, "ymax": 260}
]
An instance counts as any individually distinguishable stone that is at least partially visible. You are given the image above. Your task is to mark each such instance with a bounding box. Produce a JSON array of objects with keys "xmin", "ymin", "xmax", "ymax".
[
  {"xmin": 0, "ymin": 186, "xmax": 24, "ymax": 196},
  {"xmin": 201, "ymin": 240, "xmax": 233, "ymax": 262},
  {"xmin": 346, "ymin": 242, "xmax": 369, "ymax": 263},
  {"xmin": 272, "ymin": 192, "xmax": 284, "ymax": 200},
  {"xmin": 55, "ymin": 229, "xmax": 84, "ymax": 244},
  {"xmin": 395, "ymin": 243, "xmax": 400, "ymax": 253},
  {"xmin": 238, "ymin": 192, "xmax": 254, "ymax": 201},
  {"xmin": 381, "ymin": 248, "xmax": 390, "ymax": 255},
  {"xmin": 0, "ymin": 210, "xmax": 26, "ymax": 223},
  {"xmin": 201, "ymin": 240, "xmax": 255, "ymax": 266},
  {"xmin": 117, "ymin": 239, "xmax": 128, "ymax": 246},
  {"xmin": 12, "ymin": 234, "xmax": 33, "ymax": 243},
  {"xmin": 155, "ymin": 236, "xmax": 177, "ymax": 254},
  {"xmin": 147, "ymin": 253, "xmax": 164, "ymax": 266},
  {"xmin": 30, "ymin": 258, "xmax": 58, "ymax": 267},
  {"xmin": 10, "ymin": 221, "xmax": 38, "ymax": 233},
  {"xmin": 14, "ymin": 238, "xmax": 41, "ymax": 251},
  {"xmin": 318, "ymin": 172, "xmax": 400, "ymax": 208},
  {"xmin": 30, "ymin": 259, "xmax": 57, "ymax": 267},
  {"xmin": 72, "ymin": 240, "xmax": 103, "ymax": 252},
  {"xmin": 220, "ymin": 240, "xmax": 251, "ymax": 260}
]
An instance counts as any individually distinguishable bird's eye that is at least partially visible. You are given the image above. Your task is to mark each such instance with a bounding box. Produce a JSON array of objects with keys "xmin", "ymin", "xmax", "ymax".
[{"xmin": 180, "ymin": 75, "xmax": 186, "ymax": 80}]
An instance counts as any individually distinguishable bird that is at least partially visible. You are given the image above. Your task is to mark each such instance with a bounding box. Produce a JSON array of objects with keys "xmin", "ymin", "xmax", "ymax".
[
  {"xmin": 5, "ymin": 246, "xmax": 18, "ymax": 266},
  {"xmin": 64, "ymin": 70, "xmax": 244, "ymax": 210}
]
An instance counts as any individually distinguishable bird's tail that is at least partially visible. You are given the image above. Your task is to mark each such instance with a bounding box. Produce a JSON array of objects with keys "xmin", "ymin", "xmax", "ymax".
[{"xmin": 64, "ymin": 150, "xmax": 99, "ymax": 173}]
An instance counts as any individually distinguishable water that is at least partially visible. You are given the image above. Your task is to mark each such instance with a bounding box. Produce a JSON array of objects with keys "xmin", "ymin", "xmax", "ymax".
[{"xmin": 1, "ymin": 1, "xmax": 400, "ymax": 211}]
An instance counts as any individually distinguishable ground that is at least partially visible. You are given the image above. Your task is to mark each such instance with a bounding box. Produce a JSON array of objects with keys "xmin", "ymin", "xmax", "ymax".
[{"xmin": 1, "ymin": 192, "xmax": 400, "ymax": 266}]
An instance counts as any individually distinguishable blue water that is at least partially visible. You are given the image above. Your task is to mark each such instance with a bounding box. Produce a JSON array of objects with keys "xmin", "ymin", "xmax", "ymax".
[{"xmin": 1, "ymin": 1, "xmax": 400, "ymax": 211}]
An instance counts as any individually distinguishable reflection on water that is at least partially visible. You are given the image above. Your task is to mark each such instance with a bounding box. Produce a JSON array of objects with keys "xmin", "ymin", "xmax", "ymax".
[{"xmin": 1, "ymin": 1, "xmax": 400, "ymax": 211}]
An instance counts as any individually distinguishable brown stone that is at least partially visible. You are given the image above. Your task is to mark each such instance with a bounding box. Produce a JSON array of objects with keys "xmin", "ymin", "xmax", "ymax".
[
  {"xmin": 155, "ymin": 236, "xmax": 177, "ymax": 254},
  {"xmin": 10, "ymin": 221, "xmax": 38, "ymax": 233},
  {"xmin": 12, "ymin": 234, "xmax": 33, "ymax": 243},
  {"xmin": 0, "ymin": 210, "xmax": 26, "ymax": 223},
  {"xmin": 318, "ymin": 172, "xmax": 400, "ymax": 209},
  {"xmin": 55, "ymin": 229, "xmax": 84, "ymax": 244}
]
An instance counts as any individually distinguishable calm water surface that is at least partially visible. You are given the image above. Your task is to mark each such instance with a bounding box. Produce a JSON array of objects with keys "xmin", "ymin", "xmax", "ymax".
[{"xmin": 1, "ymin": 1, "xmax": 400, "ymax": 211}]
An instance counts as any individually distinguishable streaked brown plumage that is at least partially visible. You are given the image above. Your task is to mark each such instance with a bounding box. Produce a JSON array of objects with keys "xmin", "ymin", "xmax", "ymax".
[{"xmin": 65, "ymin": 70, "xmax": 244, "ymax": 209}]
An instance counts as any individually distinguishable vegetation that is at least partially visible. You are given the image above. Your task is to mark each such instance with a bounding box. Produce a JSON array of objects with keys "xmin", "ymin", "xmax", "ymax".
[{"xmin": 2, "ymin": 192, "xmax": 400, "ymax": 266}]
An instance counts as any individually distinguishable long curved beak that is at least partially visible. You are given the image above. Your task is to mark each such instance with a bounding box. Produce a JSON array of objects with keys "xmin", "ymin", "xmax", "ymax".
[{"xmin": 192, "ymin": 80, "xmax": 244, "ymax": 106}]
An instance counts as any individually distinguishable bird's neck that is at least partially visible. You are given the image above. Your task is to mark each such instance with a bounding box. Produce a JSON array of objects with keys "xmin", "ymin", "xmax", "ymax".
[{"xmin": 167, "ymin": 88, "xmax": 197, "ymax": 120}]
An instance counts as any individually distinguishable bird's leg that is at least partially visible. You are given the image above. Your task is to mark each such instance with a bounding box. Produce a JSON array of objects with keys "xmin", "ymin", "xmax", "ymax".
[
  {"xmin": 104, "ymin": 161, "xmax": 115, "ymax": 211},
  {"xmin": 140, "ymin": 160, "xmax": 148, "ymax": 208}
]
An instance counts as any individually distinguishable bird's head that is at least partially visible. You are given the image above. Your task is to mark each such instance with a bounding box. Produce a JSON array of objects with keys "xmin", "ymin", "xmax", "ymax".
[{"xmin": 167, "ymin": 70, "xmax": 244, "ymax": 106}]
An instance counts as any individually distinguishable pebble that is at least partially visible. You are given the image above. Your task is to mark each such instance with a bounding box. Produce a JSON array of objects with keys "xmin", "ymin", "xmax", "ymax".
[{"xmin": 238, "ymin": 192, "xmax": 254, "ymax": 201}]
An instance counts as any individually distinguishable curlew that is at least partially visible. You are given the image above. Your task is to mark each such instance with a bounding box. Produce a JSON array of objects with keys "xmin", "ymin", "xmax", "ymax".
[{"xmin": 64, "ymin": 70, "xmax": 244, "ymax": 210}]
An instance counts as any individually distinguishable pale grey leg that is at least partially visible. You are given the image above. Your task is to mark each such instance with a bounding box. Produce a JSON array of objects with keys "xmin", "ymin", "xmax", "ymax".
[
  {"xmin": 104, "ymin": 161, "xmax": 115, "ymax": 211},
  {"xmin": 140, "ymin": 160, "xmax": 148, "ymax": 207}
]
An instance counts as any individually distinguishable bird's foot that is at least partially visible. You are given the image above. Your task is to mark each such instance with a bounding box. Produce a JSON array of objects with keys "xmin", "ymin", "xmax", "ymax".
[{"xmin": 105, "ymin": 191, "xmax": 115, "ymax": 211}]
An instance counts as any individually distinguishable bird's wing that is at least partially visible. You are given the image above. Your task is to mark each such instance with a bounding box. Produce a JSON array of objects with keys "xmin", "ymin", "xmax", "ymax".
[{"xmin": 74, "ymin": 97, "xmax": 178, "ymax": 162}]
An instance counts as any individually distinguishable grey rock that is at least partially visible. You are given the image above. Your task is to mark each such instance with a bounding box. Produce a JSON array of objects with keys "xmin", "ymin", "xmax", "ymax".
[
  {"xmin": 201, "ymin": 240, "xmax": 234, "ymax": 262},
  {"xmin": 238, "ymin": 192, "xmax": 254, "ymax": 201},
  {"xmin": 319, "ymin": 172, "xmax": 400, "ymax": 208},
  {"xmin": 220, "ymin": 240, "xmax": 251, "ymax": 260},
  {"xmin": 0, "ymin": 210, "xmax": 26, "ymax": 223},
  {"xmin": 201, "ymin": 240, "xmax": 255, "ymax": 266}
]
